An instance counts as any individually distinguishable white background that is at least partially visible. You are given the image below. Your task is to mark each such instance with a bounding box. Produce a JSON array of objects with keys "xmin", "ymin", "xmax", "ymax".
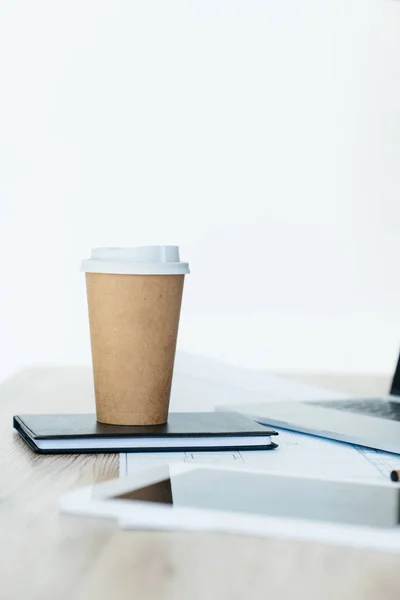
[{"xmin": 0, "ymin": 0, "xmax": 399, "ymax": 383}]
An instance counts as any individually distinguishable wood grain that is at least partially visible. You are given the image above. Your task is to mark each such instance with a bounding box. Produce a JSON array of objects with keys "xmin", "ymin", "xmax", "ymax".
[{"xmin": 0, "ymin": 367, "xmax": 399, "ymax": 600}]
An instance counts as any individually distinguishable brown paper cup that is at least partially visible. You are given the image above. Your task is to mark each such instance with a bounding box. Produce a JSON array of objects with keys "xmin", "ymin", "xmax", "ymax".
[{"xmin": 86, "ymin": 273, "xmax": 184, "ymax": 425}]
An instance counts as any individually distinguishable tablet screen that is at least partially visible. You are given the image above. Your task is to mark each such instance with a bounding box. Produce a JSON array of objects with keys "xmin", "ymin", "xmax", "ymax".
[{"xmin": 112, "ymin": 468, "xmax": 400, "ymax": 528}]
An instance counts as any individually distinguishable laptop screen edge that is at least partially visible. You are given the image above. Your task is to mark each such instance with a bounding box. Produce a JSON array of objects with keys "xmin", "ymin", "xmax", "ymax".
[{"xmin": 390, "ymin": 350, "xmax": 400, "ymax": 397}]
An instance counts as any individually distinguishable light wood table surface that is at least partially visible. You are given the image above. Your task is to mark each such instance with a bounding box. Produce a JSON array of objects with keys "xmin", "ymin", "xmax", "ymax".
[{"xmin": 0, "ymin": 367, "xmax": 399, "ymax": 600}]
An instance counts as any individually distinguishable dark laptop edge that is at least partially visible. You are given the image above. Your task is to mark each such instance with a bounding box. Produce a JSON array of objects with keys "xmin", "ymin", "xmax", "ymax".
[{"xmin": 390, "ymin": 350, "xmax": 400, "ymax": 397}]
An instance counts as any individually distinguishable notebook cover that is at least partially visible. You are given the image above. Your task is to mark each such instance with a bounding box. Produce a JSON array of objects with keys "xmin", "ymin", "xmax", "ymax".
[
  {"xmin": 15, "ymin": 426, "xmax": 278, "ymax": 455},
  {"xmin": 13, "ymin": 413, "xmax": 278, "ymax": 440},
  {"xmin": 13, "ymin": 413, "xmax": 278, "ymax": 455}
]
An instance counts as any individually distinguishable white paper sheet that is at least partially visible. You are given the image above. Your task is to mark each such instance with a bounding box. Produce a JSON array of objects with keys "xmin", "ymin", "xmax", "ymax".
[{"xmin": 120, "ymin": 427, "xmax": 400, "ymax": 482}]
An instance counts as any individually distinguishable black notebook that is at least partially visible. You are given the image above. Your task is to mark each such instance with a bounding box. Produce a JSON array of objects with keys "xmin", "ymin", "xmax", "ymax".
[{"xmin": 13, "ymin": 412, "xmax": 278, "ymax": 454}]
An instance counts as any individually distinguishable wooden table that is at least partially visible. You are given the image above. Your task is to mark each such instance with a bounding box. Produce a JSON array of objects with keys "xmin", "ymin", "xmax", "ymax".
[{"xmin": 1, "ymin": 367, "xmax": 399, "ymax": 600}]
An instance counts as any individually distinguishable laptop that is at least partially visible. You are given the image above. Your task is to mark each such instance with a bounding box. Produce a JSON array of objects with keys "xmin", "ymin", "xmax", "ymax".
[{"xmin": 219, "ymin": 351, "xmax": 400, "ymax": 454}]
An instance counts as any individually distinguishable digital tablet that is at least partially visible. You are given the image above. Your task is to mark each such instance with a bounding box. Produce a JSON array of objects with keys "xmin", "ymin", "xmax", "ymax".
[{"xmin": 60, "ymin": 464, "xmax": 400, "ymax": 544}]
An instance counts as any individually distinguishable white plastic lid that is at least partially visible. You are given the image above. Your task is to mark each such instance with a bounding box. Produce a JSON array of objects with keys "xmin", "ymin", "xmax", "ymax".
[{"xmin": 81, "ymin": 246, "xmax": 190, "ymax": 275}]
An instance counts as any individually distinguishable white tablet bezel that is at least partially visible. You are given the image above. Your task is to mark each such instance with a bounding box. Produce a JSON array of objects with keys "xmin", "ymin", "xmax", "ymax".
[
  {"xmin": 59, "ymin": 463, "xmax": 400, "ymax": 553},
  {"xmin": 61, "ymin": 463, "xmax": 246, "ymax": 533}
]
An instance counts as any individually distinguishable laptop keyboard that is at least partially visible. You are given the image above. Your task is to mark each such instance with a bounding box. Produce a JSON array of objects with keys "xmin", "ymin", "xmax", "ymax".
[{"xmin": 309, "ymin": 399, "xmax": 400, "ymax": 421}]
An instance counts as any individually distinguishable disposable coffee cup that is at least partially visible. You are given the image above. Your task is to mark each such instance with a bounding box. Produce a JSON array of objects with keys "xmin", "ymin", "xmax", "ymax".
[{"xmin": 81, "ymin": 246, "xmax": 189, "ymax": 426}]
